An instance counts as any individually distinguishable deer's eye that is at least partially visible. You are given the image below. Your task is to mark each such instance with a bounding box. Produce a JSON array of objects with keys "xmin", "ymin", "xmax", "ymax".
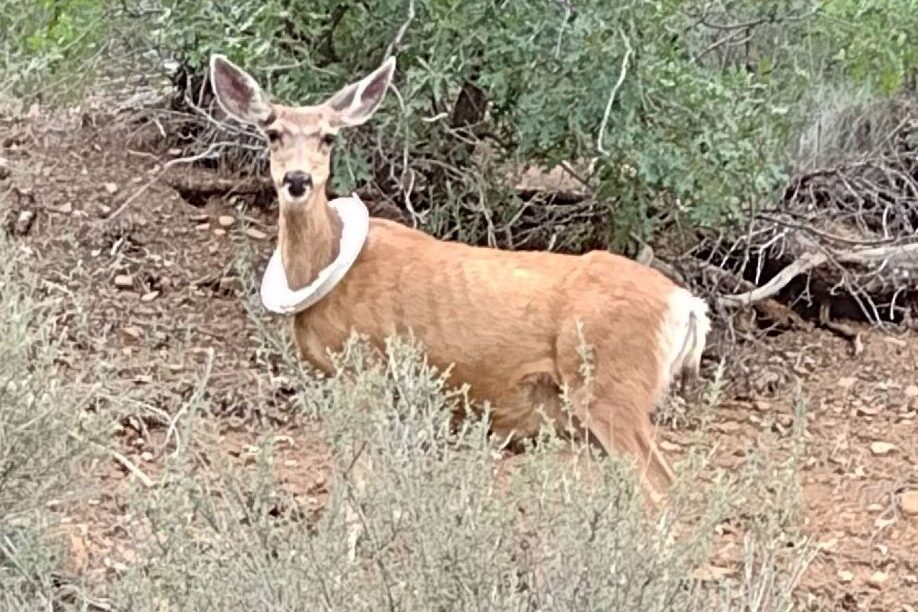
[
  {"xmin": 321, "ymin": 133, "xmax": 335, "ymax": 147},
  {"xmin": 264, "ymin": 129, "xmax": 281, "ymax": 144}
]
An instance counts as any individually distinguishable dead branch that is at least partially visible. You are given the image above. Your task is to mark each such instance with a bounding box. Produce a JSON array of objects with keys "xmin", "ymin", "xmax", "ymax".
[
  {"xmin": 596, "ymin": 30, "xmax": 632, "ymax": 156},
  {"xmin": 719, "ymin": 243, "xmax": 918, "ymax": 308},
  {"xmin": 163, "ymin": 172, "xmax": 272, "ymax": 195}
]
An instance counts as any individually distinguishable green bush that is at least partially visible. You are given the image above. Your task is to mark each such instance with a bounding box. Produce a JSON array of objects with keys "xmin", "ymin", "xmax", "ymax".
[
  {"xmin": 817, "ymin": 0, "xmax": 918, "ymax": 95},
  {"xmin": 0, "ymin": 0, "xmax": 115, "ymax": 105},
  {"xmin": 145, "ymin": 0, "xmax": 914, "ymax": 251},
  {"xmin": 4, "ymin": 1, "xmax": 916, "ymax": 248}
]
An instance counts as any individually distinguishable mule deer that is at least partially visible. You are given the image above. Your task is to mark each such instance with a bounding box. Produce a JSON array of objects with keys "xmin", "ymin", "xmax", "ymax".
[{"xmin": 209, "ymin": 53, "xmax": 710, "ymax": 495}]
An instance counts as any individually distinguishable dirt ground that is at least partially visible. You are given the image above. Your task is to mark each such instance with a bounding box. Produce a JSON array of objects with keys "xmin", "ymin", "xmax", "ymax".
[{"xmin": 2, "ymin": 108, "xmax": 916, "ymax": 610}]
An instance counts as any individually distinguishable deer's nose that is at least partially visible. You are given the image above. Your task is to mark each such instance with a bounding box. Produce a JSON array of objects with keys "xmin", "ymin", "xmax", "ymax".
[{"xmin": 283, "ymin": 171, "xmax": 312, "ymax": 197}]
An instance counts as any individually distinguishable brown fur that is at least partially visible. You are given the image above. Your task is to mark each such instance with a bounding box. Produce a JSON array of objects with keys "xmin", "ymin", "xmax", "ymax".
[
  {"xmin": 283, "ymin": 185, "xmax": 679, "ymax": 492},
  {"xmin": 210, "ymin": 54, "xmax": 693, "ymax": 496}
]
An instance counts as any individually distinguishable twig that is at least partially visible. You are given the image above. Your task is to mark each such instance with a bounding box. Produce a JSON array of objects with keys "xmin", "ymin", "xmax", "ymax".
[
  {"xmin": 695, "ymin": 28, "xmax": 750, "ymax": 63},
  {"xmin": 719, "ymin": 242, "xmax": 918, "ymax": 308},
  {"xmin": 109, "ymin": 448, "xmax": 155, "ymax": 488},
  {"xmin": 164, "ymin": 347, "xmax": 215, "ymax": 458},
  {"xmin": 553, "ymin": 1, "xmax": 574, "ymax": 58},
  {"xmin": 68, "ymin": 432, "xmax": 154, "ymax": 488},
  {"xmin": 596, "ymin": 30, "xmax": 633, "ymax": 156},
  {"xmin": 103, "ymin": 142, "xmax": 244, "ymax": 221},
  {"xmin": 385, "ymin": 0, "xmax": 416, "ymax": 59}
]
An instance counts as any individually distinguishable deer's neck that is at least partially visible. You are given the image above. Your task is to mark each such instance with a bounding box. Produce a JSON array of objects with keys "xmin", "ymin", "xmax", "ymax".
[{"xmin": 277, "ymin": 190, "xmax": 343, "ymax": 290}]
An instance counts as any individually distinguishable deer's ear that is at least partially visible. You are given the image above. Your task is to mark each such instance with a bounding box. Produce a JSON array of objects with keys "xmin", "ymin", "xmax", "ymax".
[
  {"xmin": 209, "ymin": 54, "xmax": 274, "ymax": 125},
  {"xmin": 325, "ymin": 56, "xmax": 395, "ymax": 128}
]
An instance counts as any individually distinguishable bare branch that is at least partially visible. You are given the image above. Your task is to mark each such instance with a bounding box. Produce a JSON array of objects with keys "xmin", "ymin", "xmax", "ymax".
[
  {"xmin": 719, "ymin": 243, "xmax": 918, "ymax": 308},
  {"xmin": 596, "ymin": 30, "xmax": 633, "ymax": 156},
  {"xmin": 385, "ymin": 0, "xmax": 416, "ymax": 59}
]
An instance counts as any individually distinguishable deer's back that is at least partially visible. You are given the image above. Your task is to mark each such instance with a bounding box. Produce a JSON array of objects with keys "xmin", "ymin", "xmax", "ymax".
[{"xmin": 292, "ymin": 219, "xmax": 677, "ymax": 399}]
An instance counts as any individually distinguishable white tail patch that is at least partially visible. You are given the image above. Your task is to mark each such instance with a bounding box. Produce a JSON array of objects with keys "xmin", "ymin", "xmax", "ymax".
[{"xmin": 657, "ymin": 288, "xmax": 711, "ymax": 391}]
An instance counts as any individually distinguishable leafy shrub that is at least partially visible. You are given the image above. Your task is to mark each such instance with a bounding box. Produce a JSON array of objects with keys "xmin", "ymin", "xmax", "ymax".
[
  {"xmin": 816, "ymin": 0, "xmax": 918, "ymax": 95},
  {"xmin": 5, "ymin": 1, "xmax": 916, "ymax": 249},
  {"xmin": 0, "ymin": 0, "xmax": 115, "ymax": 105},
  {"xmin": 145, "ymin": 0, "xmax": 915, "ymax": 252}
]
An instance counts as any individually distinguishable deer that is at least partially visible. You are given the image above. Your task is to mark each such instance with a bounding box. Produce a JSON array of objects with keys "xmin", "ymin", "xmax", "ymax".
[{"xmin": 209, "ymin": 53, "xmax": 711, "ymax": 500}]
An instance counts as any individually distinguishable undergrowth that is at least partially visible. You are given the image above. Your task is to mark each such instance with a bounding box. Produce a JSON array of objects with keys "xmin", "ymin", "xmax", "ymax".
[
  {"xmin": 0, "ymin": 232, "xmax": 95, "ymax": 609},
  {"xmin": 70, "ymin": 249, "xmax": 817, "ymax": 611},
  {"xmin": 104, "ymin": 331, "xmax": 815, "ymax": 611}
]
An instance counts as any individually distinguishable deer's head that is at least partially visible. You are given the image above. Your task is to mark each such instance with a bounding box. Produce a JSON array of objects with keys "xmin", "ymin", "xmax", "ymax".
[{"xmin": 209, "ymin": 54, "xmax": 395, "ymax": 206}]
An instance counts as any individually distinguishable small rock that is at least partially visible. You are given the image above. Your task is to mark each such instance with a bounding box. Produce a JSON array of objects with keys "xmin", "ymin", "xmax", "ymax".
[
  {"xmin": 140, "ymin": 290, "xmax": 159, "ymax": 302},
  {"xmin": 121, "ymin": 326, "xmax": 143, "ymax": 343},
  {"xmin": 245, "ymin": 227, "xmax": 267, "ymax": 240},
  {"xmin": 214, "ymin": 228, "xmax": 226, "ymax": 236},
  {"xmin": 196, "ymin": 222, "xmax": 210, "ymax": 231},
  {"xmin": 874, "ymin": 516, "xmax": 895, "ymax": 529},
  {"xmin": 856, "ymin": 403, "xmax": 882, "ymax": 416},
  {"xmin": 837, "ymin": 376, "xmax": 857, "ymax": 389},
  {"xmin": 866, "ymin": 570, "xmax": 888, "ymax": 588},
  {"xmin": 103, "ymin": 182, "xmax": 119, "ymax": 194},
  {"xmin": 837, "ymin": 569, "xmax": 854, "ymax": 583},
  {"xmin": 140, "ymin": 451, "xmax": 154, "ymax": 462},
  {"xmin": 190, "ymin": 213, "xmax": 208, "ymax": 223},
  {"xmin": 13, "ymin": 210, "xmax": 35, "ymax": 236},
  {"xmin": 867, "ymin": 503, "xmax": 884, "ymax": 513},
  {"xmin": 884, "ymin": 336, "xmax": 907, "ymax": 348},
  {"xmin": 817, "ymin": 537, "xmax": 838, "ymax": 551},
  {"xmin": 218, "ymin": 215, "xmax": 235, "ymax": 227},
  {"xmin": 870, "ymin": 441, "xmax": 897, "ymax": 456},
  {"xmin": 219, "ymin": 276, "xmax": 242, "ymax": 293},
  {"xmin": 905, "ymin": 385, "xmax": 918, "ymax": 398},
  {"xmin": 714, "ymin": 421, "xmax": 741, "ymax": 433},
  {"xmin": 55, "ymin": 201, "xmax": 73, "ymax": 214},
  {"xmin": 900, "ymin": 490, "xmax": 918, "ymax": 516},
  {"xmin": 691, "ymin": 565, "xmax": 733, "ymax": 581},
  {"xmin": 660, "ymin": 440, "xmax": 680, "ymax": 452},
  {"xmin": 113, "ymin": 274, "xmax": 134, "ymax": 288}
]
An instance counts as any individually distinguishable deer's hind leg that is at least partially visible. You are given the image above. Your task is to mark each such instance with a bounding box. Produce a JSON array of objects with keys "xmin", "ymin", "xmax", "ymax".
[
  {"xmin": 487, "ymin": 371, "xmax": 593, "ymax": 449},
  {"xmin": 556, "ymin": 319, "xmax": 675, "ymax": 496}
]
